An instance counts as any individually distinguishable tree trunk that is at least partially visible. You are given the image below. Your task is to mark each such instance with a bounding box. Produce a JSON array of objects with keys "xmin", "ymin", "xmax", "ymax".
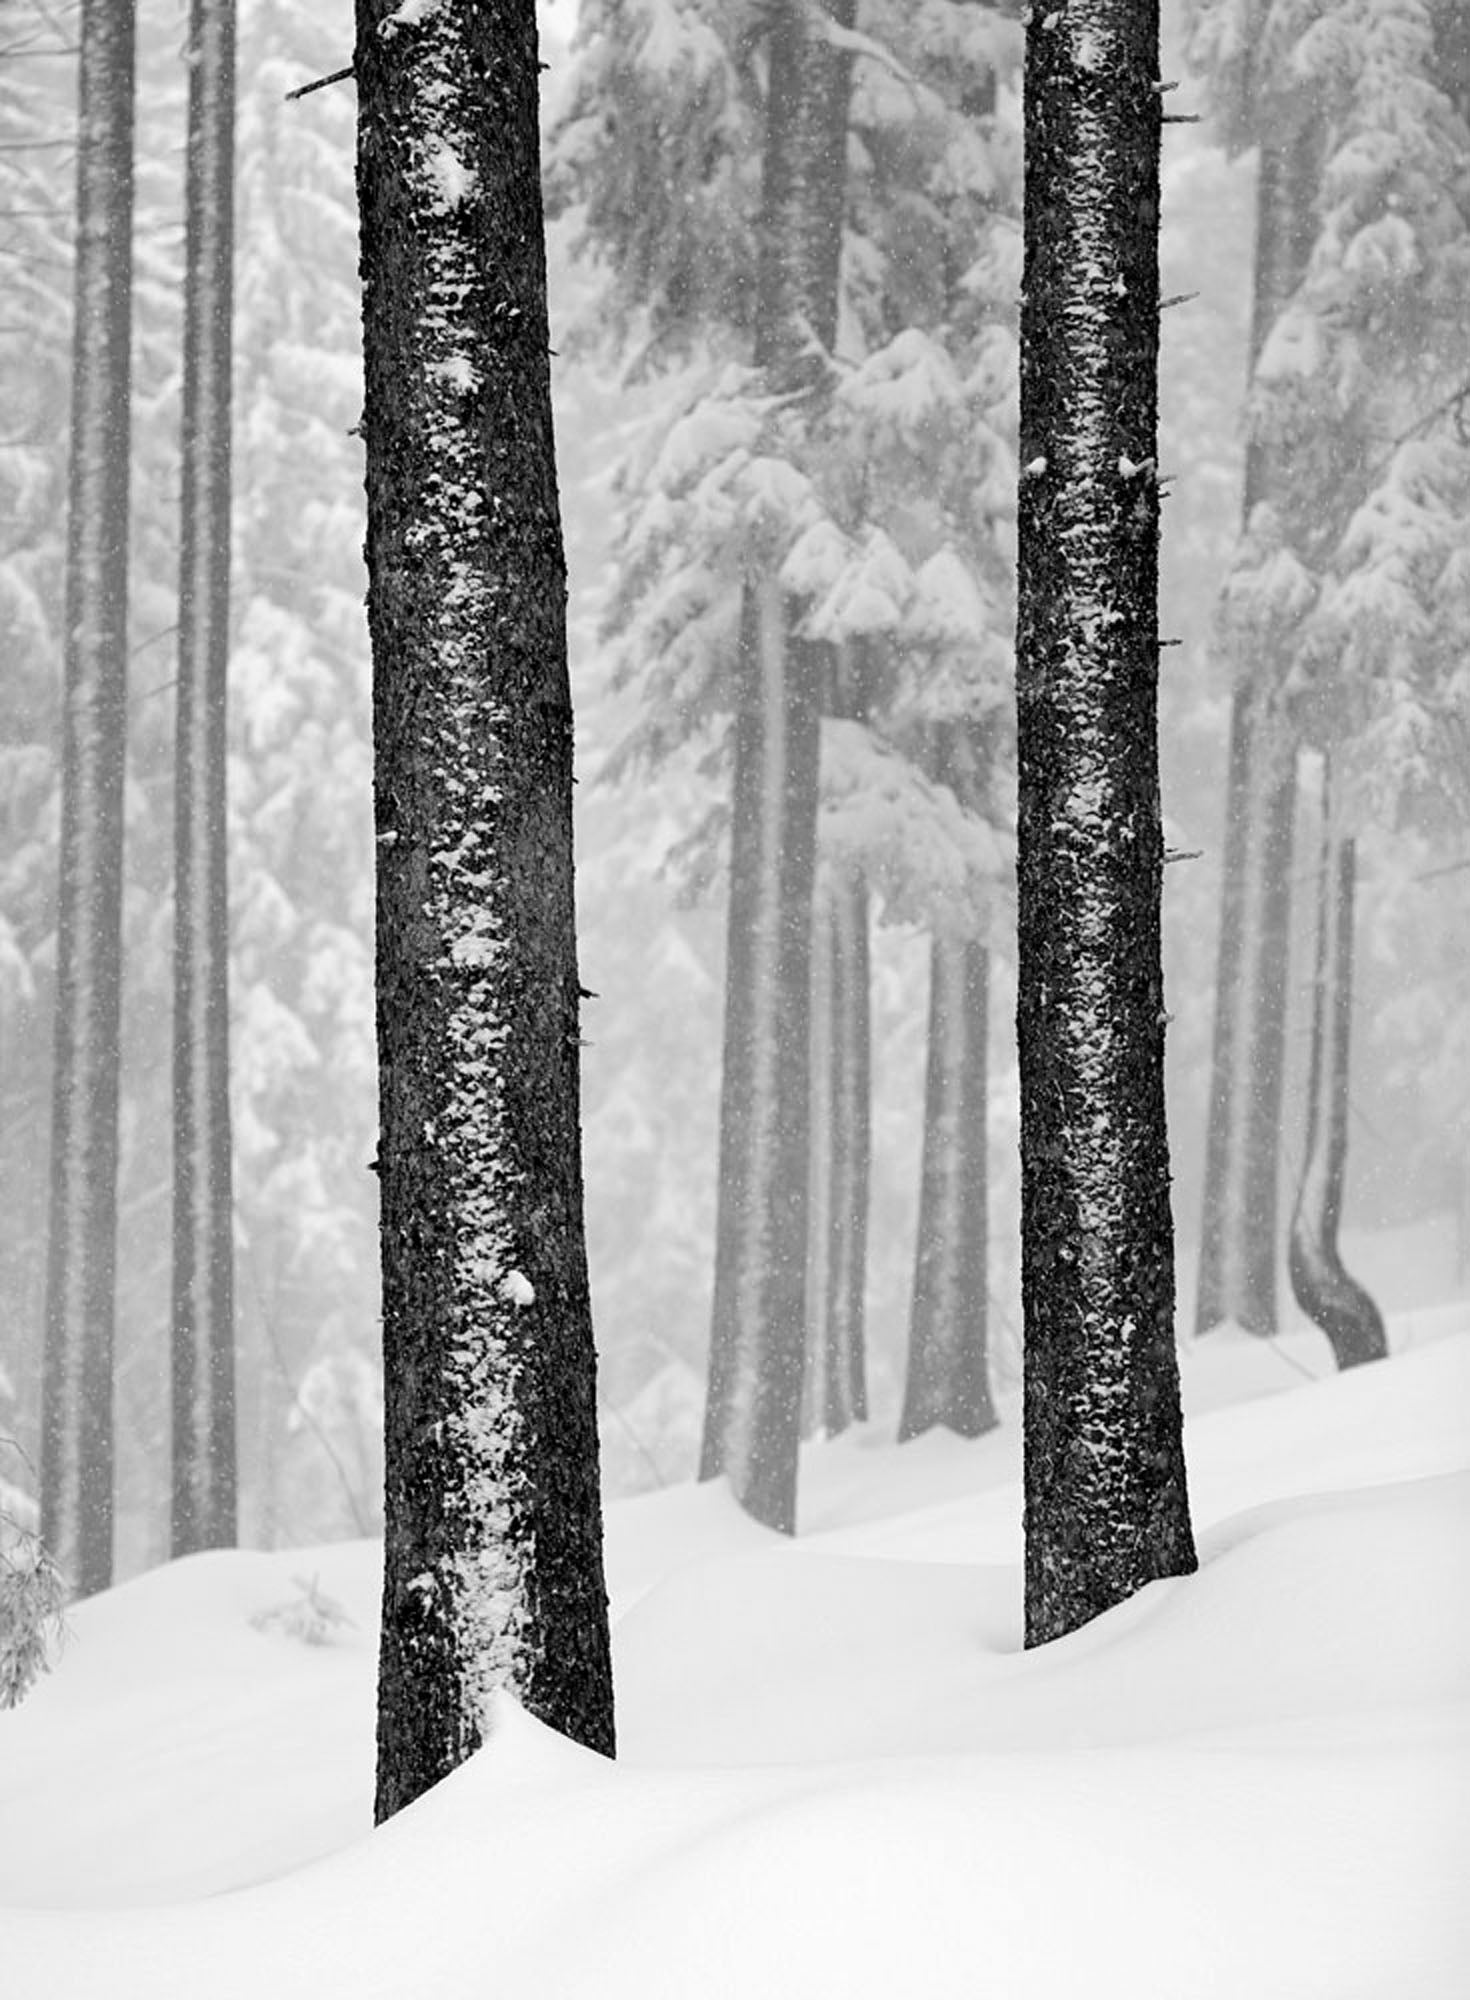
[
  {"xmin": 1195, "ymin": 121, "xmax": 1319, "ymax": 1337},
  {"xmin": 901, "ymin": 722, "xmax": 996, "ymax": 1442},
  {"xmin": 171, "ymin": 0, "xmax": 238, "ymax": 1558},
  {"xmin": 1287, "ymin": 762, "xmax": 1386, "ymax": 1370},
  {"xmin": 39, "ymin": 0, "xmax": 136, "ymax": 1600},
  {"xmin": 1016, "ymin": 0, "xmax": 1196, "ymax": 1647},
  {"xmin": 700, "ymin": 0, "xmax": 856, "ymax": 1532},
  {"xmin": 356, "ymin": 0, "xmax": 614, "ymax": 1821},
  {"xmin": 900, "ymin": 927, "xmax": 995, "ymax": 1440},
  {"xmin": 804, "ymin": 861, "xmax": 870, "ymax": 1437}
]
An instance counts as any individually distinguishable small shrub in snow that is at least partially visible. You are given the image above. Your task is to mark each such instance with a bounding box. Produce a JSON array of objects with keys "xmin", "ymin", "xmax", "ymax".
[
  {"xmin": 0, "ymin": 1527, "xmax": 67, "ymax": 1709},
  {"xmin": 250, "ymin": 1573, "xmax": 356, "ymax": 1648}
]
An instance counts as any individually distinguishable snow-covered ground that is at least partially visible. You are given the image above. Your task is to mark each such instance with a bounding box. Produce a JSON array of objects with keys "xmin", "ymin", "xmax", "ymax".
[{"xmin": 2, "ymin": 1313, "xmax": 1467, "ymax": 1998}]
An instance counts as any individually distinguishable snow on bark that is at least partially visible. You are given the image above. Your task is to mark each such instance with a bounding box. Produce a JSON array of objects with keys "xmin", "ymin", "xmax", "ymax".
[
  {"xmin": 356, "ymin": 0, "xmax": 614, "ymax": 1820},
  {"xmin": 40, "ymin": 0, "xmax": 137, "ymax": 1601},
  {"xmin": 1015, "ymin": 0, "xmax": 1196, "ymax": 1647},
  {"xmin": 172, "ymin": 0, "xmax": 239, "ymax": 1559}
]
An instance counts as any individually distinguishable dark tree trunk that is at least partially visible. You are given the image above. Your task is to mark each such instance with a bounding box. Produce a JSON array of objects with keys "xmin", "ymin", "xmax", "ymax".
[
  {"xmin": 356, "ymin": 0, "xmax": 614, "ymax": 1821},
  {"xmin": 1016, "ymin": 0, "xmax": 1196, "ymax": 1648},
  {"xmin": 1195, "ymin": 121, "xmax": 1320, "ymax": 1337},
  {"xmin": 900, "ymin": 927, "xmax": 995, "ymax": 1440},
  {"xmin": 700, "ymin": 0, "xmax": 856, "ymax": 1531},
  {"xmin": 39, "ymin": 0, "xmax": 136, "ymax": 1600},
  {"xmin": 901, "ymin": 722, "xmax": 996, "ymax": 1442},
  {"xmin": 1287, "ymin": 763, "xmax": 1386, "ymax": 1370},
  {"xmin": 171, "ymin": 0, "xmax": 238, "ymax": 1558}
]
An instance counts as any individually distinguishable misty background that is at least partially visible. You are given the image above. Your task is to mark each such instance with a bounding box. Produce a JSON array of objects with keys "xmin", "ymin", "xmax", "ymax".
[{"xmin": 1, "ymin": 0, "xmax": 1465, "ymax": 1574}]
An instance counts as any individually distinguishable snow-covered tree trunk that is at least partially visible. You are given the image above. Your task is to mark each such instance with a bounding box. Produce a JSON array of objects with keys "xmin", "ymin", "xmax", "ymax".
[
  {"xmin": 1015, "ymin": 0, "xmax": 1196, "ymax": 1647},
  {"xmin": 39, "ymin": 0, "xmax": 137, "ymax": 1600},
  {"xmin": 700, "ymin": 0, "xmax": 856, "ymax": 1531},
  {"xmin": 900, "ymin": 925, "xmax": 995, "ymax": 1440},
  {"xmin": 356, "ymin": 0, "xmax": 614, "ymax": 1819},
  {"xmin": 1195, "ymin": 121, "xmax": 1319, "ymax": 1339},
  {"xmin": 1287, "ymin": 761, "xmax": 1385, "ymax": 1371},
  {"xmin": 171, "ymin": 0, "xmax": 238, "ymax": 1558}
]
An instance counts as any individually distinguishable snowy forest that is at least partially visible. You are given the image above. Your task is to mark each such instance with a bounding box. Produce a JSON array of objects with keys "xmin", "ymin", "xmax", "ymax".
[{"xmin": 1, "ymin": 0, "xmax": 1467, "ymax": 1994}]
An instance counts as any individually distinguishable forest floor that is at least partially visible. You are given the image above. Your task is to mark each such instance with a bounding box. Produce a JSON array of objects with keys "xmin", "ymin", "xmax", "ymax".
[{"xmin": 1, "ymin": 1308, "xmax": 1466, "ymax": 1998}]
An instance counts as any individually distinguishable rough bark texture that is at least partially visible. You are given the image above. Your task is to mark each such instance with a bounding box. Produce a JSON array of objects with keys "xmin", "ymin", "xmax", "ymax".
[
  {"xmin": 700, "ymin": 0, "xmax": 856, "ymax": 1531},
  {"xmin": 171, "ymin": 0, "xmax": 238, "ymax": 1558},
  {"xmin": 39, "ymin": 0, "xmax": 136, "ymax": 1599},
  {"xmin": 901, "ymin": 722, "xmax": 995, "ymax": 1441},
  {"xmin": 1016, "ymin": 0, "xmax": 1196, "ymax": 1647},
  {"xmin": 357, "ymin": 0, "xmax": 614, "ymax": 1821},
  {"xmin": 1287, "ymin": 765, "xmax": 1386, "ymax": 1370},
  {"xmin": 1195, "ymin": 122, "xmax": 1319, "ymax": 1338}
]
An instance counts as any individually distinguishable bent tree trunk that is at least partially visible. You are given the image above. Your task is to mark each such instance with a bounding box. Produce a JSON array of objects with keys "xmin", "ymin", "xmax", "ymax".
[
  {"xmin": 1287, "ymin": 763, "xmax": 1386, "ymax": 1370},
  {"xmin": 357, "ymin": 0, "xmax": 614, "ymax": 1821},
  {"xmin": 1016, "ymin": 0, "xmax": 1196, "ymax": 1647},
  {"xmin": 171, "ymin": 0, "xmax": 238, "ymax": 1558},
  {"xmin": 40, "ymin": 0, "xmax": 137, "ymax": 1600},
  {"xmin": 700, "ymin": 0, "xmax": 856, "ymax": 1531},
  {"xmin": 1195, "ymin": 121, "xmax": 1320, "ymax": 1337}
]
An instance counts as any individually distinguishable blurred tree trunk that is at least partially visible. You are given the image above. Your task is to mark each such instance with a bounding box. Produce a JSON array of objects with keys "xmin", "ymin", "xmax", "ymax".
[
  {"xmin": 1195, "ymin": 121, "xmax": 1320, "ymax": 1338},
  {"xmin": 171, "ymin": 0, "xmax": 238, "ymax": 1558},
  {"xmin": 1016, "ymin": 0, "xmax": 1196, "ymax": 1647},
  {"xmin": 40, "ymin": 0, "xmax": 137, "ymax": 1600},
  {"xmin": 700, "ymin": 0, "xmax": 856, "ymax": 1530},
  {"xmin": 356, "ymin": 0, "xmax": 614, "ymax": 1821},
  {"xmin": 901, "ymin": 724, "xmax": 996, "ymax": 1441},
  {"xmin": 1287, "ymin": 762, "xmax": 1386, "ymax": 1370},
  {"xmin": 805, "ymin": 640, "xmax": 871, "ymax": 1440}
]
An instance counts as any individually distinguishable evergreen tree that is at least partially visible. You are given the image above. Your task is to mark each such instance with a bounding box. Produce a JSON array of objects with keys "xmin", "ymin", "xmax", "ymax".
[
  {"xmin": 1015, "ymin": 0, "xmax": 1196, "ymax": 1645},
  {"xmin": 40, "ymin": 0, "xmax": 138, "ymax": 1598},
  {"xmin": 1194, "ymin": 119, "xmax": 1320, "ymax": 1339},
  {"xmin": 171, "ymin": 0, "xmax": 238, "ymax": 1556},
  {"xmin": 555, "ymin": 3, "xmax": 1020, "ymax": 1504},
  {"xmin": 356, "ymin": 0, "xmax": 615, "ymax": 1818}
]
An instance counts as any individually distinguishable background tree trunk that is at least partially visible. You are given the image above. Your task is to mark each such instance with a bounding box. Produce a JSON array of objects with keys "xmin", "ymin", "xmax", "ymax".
[
  {"xmin": 1287, "ymin": 761, "xmax": 1386, "ymax": 1370},
  {"xmin": 39, "ymin": 0, "xmax": 137, "ymax": 1599},
  {"xmin": 700, "ymin": 0, "xmax": 856, "ymax": 1531},
  {"xmin": 357, "ymin": 0, "xmax": 614, "ymax": 1820},
  {"xmin": 171, "ymin": 0, "xmax": 238, "ymax": 1558},
  {"xmin": 1016, "ymin": 0, "xmax": 1196, "ymax": 1647},
  {"xmin": 1195, "ymin": 120, "xmax": 1320, "ymax": 1338},
  {"xmin": 901, "ymin": 723, "xmax": 995, "ymax": 1442}
]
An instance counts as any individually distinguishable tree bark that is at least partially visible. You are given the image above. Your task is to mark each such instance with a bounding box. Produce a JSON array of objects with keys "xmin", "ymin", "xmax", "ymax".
[
  {"xmin": 39, "ymin": 0, "xmax": 136, "ymax": 1600},
  {"xmin": 1195, "ymin": 120, "xmax": 1320, "ymax": 1337},
  {"xmin": 1287, "ymin": 761, "xmax": 1386, "ymax": 1370},
  {"xmin": 171, "ymin": 0, "xmax": 238, "ymax": 1558},
  {"xmin": 700, "ymin": 0, "xmax": 856, "ymax": 1531},
  {"xmin": 1016, "ymin": 0, "xmax": 1196, "ymax": 1647},
  {"xmin": 356, "ymin": 0, "xmax": 614, "ymax": 1820}
]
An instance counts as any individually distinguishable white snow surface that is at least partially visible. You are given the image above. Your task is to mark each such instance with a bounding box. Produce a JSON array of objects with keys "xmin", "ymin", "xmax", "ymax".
[{"xmin": 2, "ymin": 1318, "xmax": 1467, "ymax": 1997}]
